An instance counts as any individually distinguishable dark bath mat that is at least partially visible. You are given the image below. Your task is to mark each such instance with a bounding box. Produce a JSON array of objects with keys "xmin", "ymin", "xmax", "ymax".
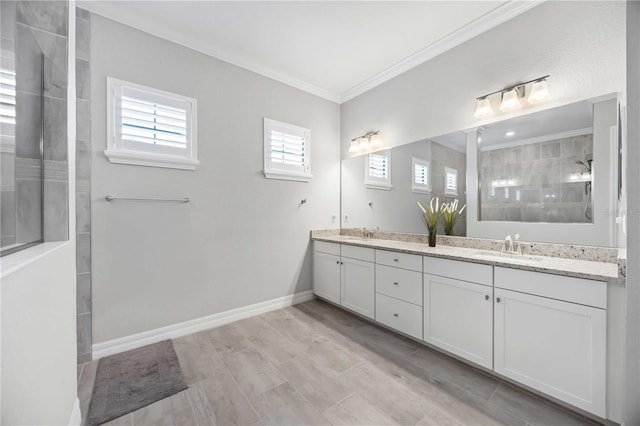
[{"xmin": 87, "ymin": 340, "xmax": 188, "ymax": 426}]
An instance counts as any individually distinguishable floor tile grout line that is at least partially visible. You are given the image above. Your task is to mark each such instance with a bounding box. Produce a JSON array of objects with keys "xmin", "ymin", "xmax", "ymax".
[{"xmin": 321, "ymin": 391, "xmax": 355, "ymax": 415}]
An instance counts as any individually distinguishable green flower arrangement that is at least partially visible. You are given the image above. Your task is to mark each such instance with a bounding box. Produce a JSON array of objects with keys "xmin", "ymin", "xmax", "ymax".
[
  {"xmin": 417, "ymin": 197, "xmax": 446, "ymax": 247},
  {"xmin": 442, "ymin": 199, "xmax": 466, "ymax": 236}
]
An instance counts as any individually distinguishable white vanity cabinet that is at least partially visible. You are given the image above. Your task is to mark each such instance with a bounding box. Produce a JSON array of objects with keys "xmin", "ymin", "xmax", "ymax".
[
  {"xmin": 313, "ymin": 241, "xmax": 375, "ymax": 319},
  {"xmin": 341, "ymin": 245, "xmax": 375, "ymax": 319},
  {"xmin": 313, "ymin": 242, "xmax": 341, "ymax": 304},
  {"xmin": 375, "ymin": 250, "xmax": 423, "ymax": 339},
  {"xmin": 423, "ymin": 258, "xmax": 494, "ymax": 369},
  {"xmin": 493, "ymin": 267, "xmax": 607, "ymax": 418}
]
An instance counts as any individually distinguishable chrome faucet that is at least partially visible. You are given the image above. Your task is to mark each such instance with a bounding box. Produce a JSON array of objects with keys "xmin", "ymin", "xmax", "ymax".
[
  {"xmin": 501, "ymin": 235, "xmax": 513, "ymax": 253},
  {"xmin": 501, "ymin": 234, "xmax": 523, "ymax": 255},
  {"xmin": 360, "ymin": 226, "xmax": 374, "ymax": 239}
]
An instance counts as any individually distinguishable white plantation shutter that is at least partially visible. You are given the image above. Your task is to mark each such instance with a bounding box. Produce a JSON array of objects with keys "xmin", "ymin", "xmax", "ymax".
[
  {"xmin": 106, "ymin": 77, "xmax": 199, "ymax": 170},
  {"xmin": 264, "ymin": 118, "xmax": 312, "ymax": 182},
  {"xmin": 365, "ymin": 150, "xmax": 392, "ymax": 190},
  {"xmin": 412, "ymin": 157, "xmax": 430, "ymax": 193},
  {"xmin": 120, "ymin": 96, "xmax": 187, "ymax": 149},
  {"xmin": 0, "ymin": 68, "xmax": 16, "ymax": 125},
  {"xmin": 445, "ymin": 167, "xmax": 458, "ymax": 195}
]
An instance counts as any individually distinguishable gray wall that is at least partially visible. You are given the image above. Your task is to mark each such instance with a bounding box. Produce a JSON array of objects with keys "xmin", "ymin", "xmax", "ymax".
[
  {"xmin": 341, "ymin": 2, "xmax": 625, "ymax": 158},
  {"xmin": 341, "ymin": 140, "xmax": 466, "ymax": 235},
  {"xmin": 90, "ymin": 15, "xmax": 340, "ymax": 344},
  {"xmin": 75, "ymin": 7, "xmax": 91, "ymax": 363},
  {"xmin": 625, "ymin": 1, "xmax": 640, "ymax": 424}
]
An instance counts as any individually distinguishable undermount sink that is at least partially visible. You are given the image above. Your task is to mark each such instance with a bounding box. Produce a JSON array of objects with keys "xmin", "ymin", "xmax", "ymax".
[{"xmin": 471, "ymin": 251, "xmax": 544, "ymax": 263}]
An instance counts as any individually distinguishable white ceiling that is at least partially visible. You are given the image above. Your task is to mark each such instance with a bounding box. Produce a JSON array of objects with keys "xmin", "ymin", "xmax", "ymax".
[{"xmin": 79, "ymin": 1, "xmax": 541, "ymax": 103}]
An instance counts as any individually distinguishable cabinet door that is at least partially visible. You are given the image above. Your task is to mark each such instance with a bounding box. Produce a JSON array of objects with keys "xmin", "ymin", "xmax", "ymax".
[
  {"xmin": 341, "ymin": 257, "xmax": 375, "ymax": 319},
  {"xmin": 494, "ymin": 288, "xmax": 606, "ymax": 417},
  {"xmin": 423, "ymin": 274, "xmax": 493, "ymax": 369},
  {"xmin": 313, "ymin": 252, "xmax": 341, "ymax": 305}
]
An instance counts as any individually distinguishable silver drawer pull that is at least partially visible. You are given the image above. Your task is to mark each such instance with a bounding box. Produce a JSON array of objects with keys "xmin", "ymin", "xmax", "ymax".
[
  {"xmin": 485, "ymin": 295, "xmax": 489, "ymax": 300},
  {"xmin": 393, "ymin": 313, "xmax": 399, "ymax": 317},
  {"xmin": 393, "ymin": 282, "xmax": 399, "ymax": 286},
  {"xmin": 496, "ymin": 297, "xmax": 501, "ymax": 303},
  {"xmin": 393, "ymin": 258, "xmax": 399, "ymax": 262}
]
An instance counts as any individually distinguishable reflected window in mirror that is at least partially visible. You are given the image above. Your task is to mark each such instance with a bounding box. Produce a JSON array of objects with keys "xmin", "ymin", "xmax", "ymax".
[
  {"xmin": 445, "ymin": 167, "xmax": 458, "ymax": 196},
  {"xmin": 365, "ymin": 150, "xmax": 392, "ymax": 190},
  {"xmin": 412, "ymin": 157, "xmax": 431, "ymax": 194}
]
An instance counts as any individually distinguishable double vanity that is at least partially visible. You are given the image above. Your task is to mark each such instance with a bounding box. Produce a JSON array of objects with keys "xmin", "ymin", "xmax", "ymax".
[{"xmin": 311, "ymin": 230, "xmax": 623, "ymax": 422}]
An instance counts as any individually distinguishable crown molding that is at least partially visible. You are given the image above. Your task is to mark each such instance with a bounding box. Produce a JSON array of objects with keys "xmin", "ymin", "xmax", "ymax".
[
  {"xmin": 77, "ymin": 2, "xmax": 342, "ymax": 103},
  {"xmin": 339, "ymin": 0, "xmax": 545, "ymax": 103},
  {"xmin": 79, "ymin": 1, "xmax": 543, "ymax": 105}
]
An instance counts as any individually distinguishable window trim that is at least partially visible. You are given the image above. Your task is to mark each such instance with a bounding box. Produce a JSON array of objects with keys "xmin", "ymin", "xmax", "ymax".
[
  {"xmin": 263, "ymin": 118, "xmax": 312, "ymax": 182},
  {"xmin": 445, "ymin": 166, "xmax": 459, "ymax": 196},
  {"xmin": 105, "ymin": 77, "xmax": 199, "ymax": 170},
  {"xmin": 412, "ymin": 156, "xmax": 431, "ymax": 194},
  {"xmin": 365, "ymin": 150, "xmax": 393, "ymax": 190}
]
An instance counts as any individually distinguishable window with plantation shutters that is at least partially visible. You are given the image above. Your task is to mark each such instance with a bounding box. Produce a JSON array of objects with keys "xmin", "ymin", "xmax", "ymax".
[
  {"xmin": 365, "ymin": 150, "xmax": 392, "ymax": 190},
  {"xmin": 0, "ymin": 68, "xmax": 16, "ymax": 126},
  {"xmin": 412, "ymin": 157, "xmax": 431, "ymax": 193},
  {"xmin": 445, "ymin": 166, "xmax": 458, "ymax": 196},
  {"xmin": 263, "ymin": 118, "xmax": 312, "ymax": 182},
  {"xmin": 105, "ymin": 77, "xmax": 198, "ymax": 170}
]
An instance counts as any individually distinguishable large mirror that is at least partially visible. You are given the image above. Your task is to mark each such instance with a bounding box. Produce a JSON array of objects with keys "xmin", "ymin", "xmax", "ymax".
[
  {"xmin": 341, "ymin": 137, "xmax": 467, "ymax": 236},
  {"xmin": 341, "ymin": 94, "xmax": 621, "ymax": 247}
]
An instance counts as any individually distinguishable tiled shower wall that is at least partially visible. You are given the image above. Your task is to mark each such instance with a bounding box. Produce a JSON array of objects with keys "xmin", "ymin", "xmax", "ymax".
[
  {"xmin": 76, "ymin": 8, "xmax": 92, "ymax": 363},
  {"xmin": 431, "ymin": 141, "xmax": 467, "ymax": 236},
  {"xmin": 479, "ymin": 134, "xmax": 593, "ymax": 223},
  {"xmin": 1, "ymin": 1, "xmax": 69, "ymax": 245}
]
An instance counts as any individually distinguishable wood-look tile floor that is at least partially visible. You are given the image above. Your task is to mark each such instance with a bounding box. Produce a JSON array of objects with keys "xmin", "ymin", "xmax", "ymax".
[{"xmin": 78, "ymin": 299, "xmax": 601, "ymax": 426}]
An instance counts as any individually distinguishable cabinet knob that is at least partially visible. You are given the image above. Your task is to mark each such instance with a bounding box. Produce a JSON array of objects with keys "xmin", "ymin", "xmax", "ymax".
[
  {"xmin": 485, "ymin": 295, "xmax": 489, "ymax": 300},
  {"xmin": 336, "ymin": 261, "xmax": 339, "ymax": 264},
  {"xmin": 393, "ymin": 258, "xmax": 399, "ymax": 262},
  {"xmin": 496, "ymin": 297, "xmax": 501, "ymax": 303},
  {"xmin": 393, "ymin": 282, "xmax": 399, "ymax": 286},
  {"xmin": 393, "ymin": 313, "xmax": 399, "ymax": 317},
  {"xmin": 340, "ymin": 262, "xmax": 343, "ymax": 265}
]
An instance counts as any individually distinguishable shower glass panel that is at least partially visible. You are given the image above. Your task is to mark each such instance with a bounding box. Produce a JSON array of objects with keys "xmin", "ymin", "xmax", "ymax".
[{"xmin": 1, "ymin": 2, "xmax": 45, "ymax": 256}]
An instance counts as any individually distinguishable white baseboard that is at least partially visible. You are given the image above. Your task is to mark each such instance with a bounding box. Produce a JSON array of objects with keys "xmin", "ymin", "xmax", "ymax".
[
  {"xmin": 68, "ymin": 397, "xmax": 81, "ymax": 426},
  {"xmin": 92, "ymin": 290, "xmax": 315, "ymax": 359}
]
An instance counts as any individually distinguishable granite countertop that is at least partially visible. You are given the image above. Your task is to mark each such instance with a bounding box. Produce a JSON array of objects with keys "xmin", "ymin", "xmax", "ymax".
[{"xmin": 312, "ymin": 234, "xmax": 619, "ymax": 282}]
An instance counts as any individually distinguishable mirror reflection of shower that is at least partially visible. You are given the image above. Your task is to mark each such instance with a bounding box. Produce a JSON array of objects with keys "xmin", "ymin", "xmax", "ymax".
[{"xmin": 575, "ymin": 159, "xmax": 593, "ymax": 220}]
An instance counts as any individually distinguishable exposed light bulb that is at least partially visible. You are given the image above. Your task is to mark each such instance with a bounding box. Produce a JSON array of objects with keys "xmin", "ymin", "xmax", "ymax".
[
  {"xmin": 528, "ymin": 79, "xmax": 551, "ymax": 104},
  {"xmin": 499, "ymin": 88, "xmax": 522, "ymax": 112},
  {"xmin": 474, "ymin": 98, "xmax": 493, "ymax": 118}
]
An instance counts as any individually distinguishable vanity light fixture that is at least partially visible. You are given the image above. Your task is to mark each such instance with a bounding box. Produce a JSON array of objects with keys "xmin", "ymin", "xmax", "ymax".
[
  {"xmin": 528, "ymin": 78, "xmax": 552, "ymax": 104},
  {"xmin": 474, "ymin": 75, "xmax": 551, "ymax": 118},
  {"xmin": 499, "ymin": 88, "xmax": 523, "ymax": 112},
  {"xmin": 474, "ymin": 97, "xmax": 493, "ymax": 118},
  {"xmin": 349, "ymin": 131, "xmax": 382, "ymax": 153}
]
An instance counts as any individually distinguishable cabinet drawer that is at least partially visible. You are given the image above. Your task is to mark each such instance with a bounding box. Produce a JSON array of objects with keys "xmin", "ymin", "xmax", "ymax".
[
  {"xmin": 314, "ymin": 241, "xmax": 340, "ymax": 256},
  {"xmin": 424, "ymin": 257, "xmax": 492, "ymax": 286},
  {"xmin": 376, "ymin": 250, "xmax": 422, "ymax": 272},
  {"xmin": 342, "ymin": 244, "xmax": 375, "ymax": 262},
  {"xmin": 375, "ymin": 294, "xmax": 422, "ymax": 339},
  {"xmin": 494, "ymin": 267, "xmax": 606, "ymax": 309},
  {"xmin": 376, "ymin": 264, "xmax": 422, "ymax": 305}
]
